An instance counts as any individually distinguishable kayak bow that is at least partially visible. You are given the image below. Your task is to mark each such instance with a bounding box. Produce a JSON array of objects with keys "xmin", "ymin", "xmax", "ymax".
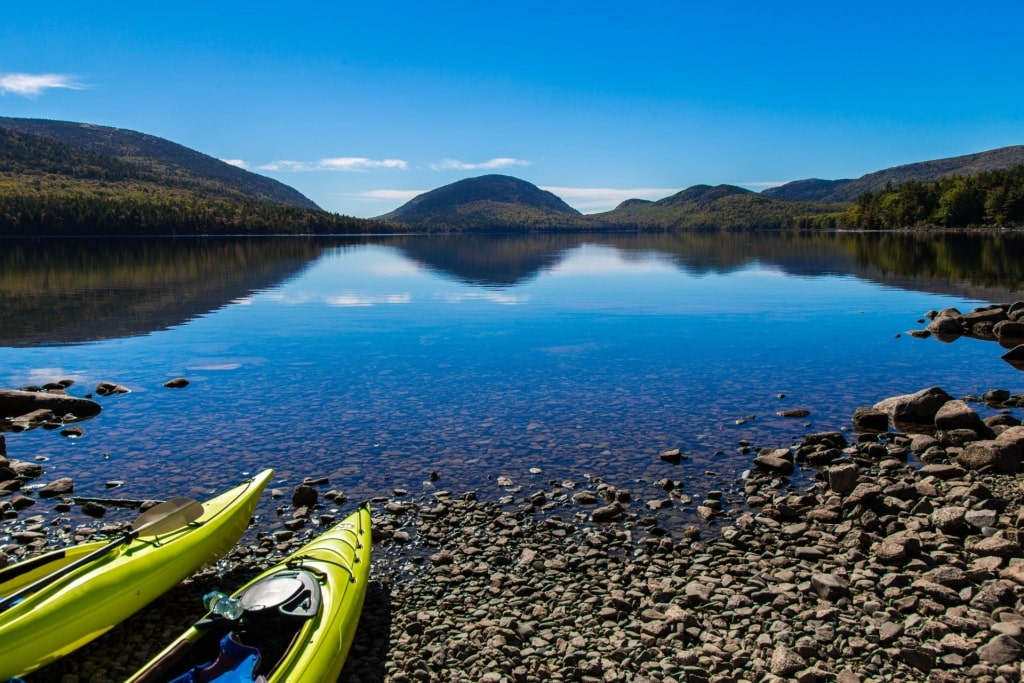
[{"xmin": 0, "ymin": 469, "xmax": 273, "ymax": 680}]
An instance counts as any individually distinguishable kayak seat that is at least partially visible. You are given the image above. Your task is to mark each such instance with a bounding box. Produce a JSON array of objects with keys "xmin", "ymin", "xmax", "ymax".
[
  {"xmin": 226, "ymin": 569, "xmax": 323, "ymax": 673},
  {"xmin": 132, "ymin": 570, "xmax": 323, "ymax": 682},
  {"xmin": 169, "ymin": 633, "xmax": 268, "ymax": 683}
]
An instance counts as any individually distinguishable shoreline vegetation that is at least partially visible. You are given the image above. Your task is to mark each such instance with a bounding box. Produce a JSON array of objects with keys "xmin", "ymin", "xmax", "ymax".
[
  {"xmin": 4, "ymin": 305, "xmax": 1024, "ymax": 682},
  {"xmin": 2, "ymin": 119, "xmax": 1024, "ymax": 236}
]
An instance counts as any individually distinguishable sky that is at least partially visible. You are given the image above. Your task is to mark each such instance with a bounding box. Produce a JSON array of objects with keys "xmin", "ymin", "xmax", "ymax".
[{"xmin": 2, "ymin": 1, "xmax": 1023, "ymax": 218}]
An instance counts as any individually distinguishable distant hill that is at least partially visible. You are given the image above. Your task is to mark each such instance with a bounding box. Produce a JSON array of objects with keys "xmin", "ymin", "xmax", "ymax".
[
  {"xmin": 0, "ymin": 116, "xmax": 320, "ymax": 209},
  {"xmin": 0, "ymin": 118, "xmax": 380, "ymax": 236},
  {"xmin": 380, "ymin": 175, "xmax": 587, "ymax": 230},
  {"xmin": 763, "ymin": 146, "xmax": 1024, "ymax": 202},
  {"xmin": 591, "ymin": 184, "xmax": 844, "ymax": 230}
]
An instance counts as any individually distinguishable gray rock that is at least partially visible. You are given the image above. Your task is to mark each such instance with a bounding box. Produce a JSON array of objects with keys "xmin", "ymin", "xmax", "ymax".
[
  {"xmin": 827, "ymin": 461, "xmax": 859, "ymax": 495},
  {"xmin": 935, "ymin": 400, "xmax": 991, "ymax": 436},
  {"xmin": 927, "ymin": 315, "xmax": 964, "ymax": 338},
  {"xmin": 875, "ymin": 532, "xmax": 921, "ymax": 563},
  {"xmin": 875, "ymin": 386, "xmax": 955, "ymax": 430},
  {"xmin": 852, "ymin": 406, "xmax": 890, "ymax": 433},
  {"xmin": 996, "ymin": 426, "xmax": 1024, "ymax": 448},
  {"xmin": 39, "ymin": 477, "xmax": 74, "ymax": 498},
  {"xmin": 591, "ymin": 503, "xmax": 624, "ymax": 523},
  {"xmin": 978, "ymin": 634, "xmax": 1023, "ymax": 665},
  {"xmin": 684, "ymin": 581, "xmax": 713, "ymax": 604},
  {"xmin": 0, "ymin": 389, "xmax": 102, "ymax": 421},
  {"xmin": 967, "ymin": 536, "xmax": 1019, "ymax": 557},
  {"xmin": 291, "ymin": 484, "xmax": 318, "ymax": 507},
  {"xmin": 770, "ymin": 645, "xmax": 806, "ymax": 676},
  {"xmin": 94, "ymin": 381, "xmax": 130, "ymax": 396},
  {"xmin": 957, "ymin": 440, "xmax": 1022, "ymax": 473},
  {"xmin": 964, "ymin": 508, "xmax": 999, "ymax": 530},
  {"xmin": 753, "ymin": 454, "xmax": 794, "ymax": 475},
  {"xmin": 994, "ymin": 320, "xmax": 1024, "ymax": 344},
  {"xmin": 931, "ymin": 506, "xmax": 968, "ymax": 534},
  {"xmin": 811, "ymin": 573, "xmax": 850, "ymax": 601}
]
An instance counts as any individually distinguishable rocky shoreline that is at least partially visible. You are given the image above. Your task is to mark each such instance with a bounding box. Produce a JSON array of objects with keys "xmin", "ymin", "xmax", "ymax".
[
  {"xmin": 4, "ymin": 305, "xmax": 1024, "ymax": 681},
  {"xmin": 5, "ymin": 385, "xmax": 1023, "ymax": 683}
]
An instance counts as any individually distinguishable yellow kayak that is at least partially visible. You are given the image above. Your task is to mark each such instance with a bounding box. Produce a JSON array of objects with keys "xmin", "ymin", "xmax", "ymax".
[
  {"xmin": 0, "ymin": 468, "xmax": 273, "ymax": 680},
  {"xmin": 128, "ymin": 502, "xmax": 372, "ymax": 683}
]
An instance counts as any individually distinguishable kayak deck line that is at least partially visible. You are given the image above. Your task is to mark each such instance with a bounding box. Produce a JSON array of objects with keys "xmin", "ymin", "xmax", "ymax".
[
  {"xmin": 127, "ymin": 501, "xmax": 371, "ymax": 683},
  {"xmin": 0, "ymin": 469, "xmax": 274, "ymax": 680}
]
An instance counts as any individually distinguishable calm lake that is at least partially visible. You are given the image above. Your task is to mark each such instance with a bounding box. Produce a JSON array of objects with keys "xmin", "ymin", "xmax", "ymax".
[{"xmin": 2, "ymin": 231, "xmax": 1024, "ymax": 536}]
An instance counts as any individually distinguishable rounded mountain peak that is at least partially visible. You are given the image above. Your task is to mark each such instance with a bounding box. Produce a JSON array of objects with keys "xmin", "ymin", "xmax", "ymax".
[{"xmin": 383, "ymin": 174, "xmax": 581, "ymax": 221}]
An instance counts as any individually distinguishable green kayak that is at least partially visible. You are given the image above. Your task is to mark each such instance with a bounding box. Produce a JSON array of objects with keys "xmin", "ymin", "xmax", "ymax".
[
  {"xmin": 128, "ymin": 501, "xmax": 372, "ymax": 683},
  {"xmin": 0, "ymin": 469, "xmax": 273, "ymax": 680}
]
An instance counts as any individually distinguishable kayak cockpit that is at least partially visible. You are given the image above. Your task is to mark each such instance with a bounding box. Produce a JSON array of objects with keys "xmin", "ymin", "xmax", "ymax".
[{"xmin": 133, "ymin": 569, "xmax": 322, "ymax": 683}]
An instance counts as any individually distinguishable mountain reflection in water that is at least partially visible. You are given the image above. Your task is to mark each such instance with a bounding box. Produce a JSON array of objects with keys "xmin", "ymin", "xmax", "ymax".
[
  {"xmin": 2, "ymin": 231, "xmax": 1023, "ymax": 347},
  {"xmin": 1, "ymin": 231, "xmax": 1022, "ymax": 539}
]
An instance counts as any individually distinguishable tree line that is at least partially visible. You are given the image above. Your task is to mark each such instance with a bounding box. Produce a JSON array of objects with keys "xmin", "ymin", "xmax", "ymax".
[
  {"xmin": 839, "ymin": 164, "xmax": 1024, "ymax": 230},
  {"xmin": 0, "ymin": 186, "xmax": 381, "ymax": 236}
]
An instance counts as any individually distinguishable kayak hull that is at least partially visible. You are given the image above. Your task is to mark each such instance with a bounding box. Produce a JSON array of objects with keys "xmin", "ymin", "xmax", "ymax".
[
  {"xmin": 128, "ymin": 502, "xmax": 372, "ymax": 683},
  {"xmin": 0, "ymin": 469, "xmax": 273, "ymax": 679}
]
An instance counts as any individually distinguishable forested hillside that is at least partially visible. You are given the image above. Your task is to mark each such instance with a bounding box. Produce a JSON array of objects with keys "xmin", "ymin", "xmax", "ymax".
[
  {"xmin": 840, "ymin": 164, "xmax": 1024, "ymax": 230},
  {"xmin": 0, "ymin": 126, "xmax": 377, "ymax": 235},
  {"xmin": 0, "ymin": 116, "xmax": 319, "ymax": 209}
]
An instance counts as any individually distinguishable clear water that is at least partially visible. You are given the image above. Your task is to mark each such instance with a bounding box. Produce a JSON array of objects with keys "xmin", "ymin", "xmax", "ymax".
[{"xmin": 2, "ymin": 232, "xmax": 1023, "ymax": 535}]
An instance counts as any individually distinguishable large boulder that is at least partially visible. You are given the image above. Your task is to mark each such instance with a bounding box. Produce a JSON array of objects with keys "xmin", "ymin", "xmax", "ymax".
[
  {"xmin": 957, "ymin": 440, "xmax": 1023, "ymax": 473},
  {"xmin": 852, "ymin": 407, "xmax": 890, "ymax": 433},
  {"xmin": 0, "ymin": 389, "xmax": 101, "ymax": 430},
  {"xmin": 874, "ymin": 387, "xmax": 954, "ymax": 430},
  {"xmin": 927, "ymin": 315, "xmax": 965, "ymax": 340},
  {"xmin": 995, "ymin": 321, "xmax": 1024, "ymax": 346},
  {"xmin": 934, "ymin": 400, "xmax": 993, "ymax": 437},
  {"xmin": 962, "ymin": 306, "xmax": 1009, "ymax": 327}
]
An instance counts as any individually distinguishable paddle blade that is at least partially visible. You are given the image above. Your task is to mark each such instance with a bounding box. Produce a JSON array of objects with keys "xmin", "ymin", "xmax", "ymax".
[{"xmin": 132, "ymin": 497, "xmax": 204, "ymax": 537}]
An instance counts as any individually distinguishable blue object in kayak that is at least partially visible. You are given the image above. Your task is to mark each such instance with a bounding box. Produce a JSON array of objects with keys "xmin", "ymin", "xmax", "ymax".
[{"xmin": 169, "ymin": 633, "xmax": 267, "ymax": 683}]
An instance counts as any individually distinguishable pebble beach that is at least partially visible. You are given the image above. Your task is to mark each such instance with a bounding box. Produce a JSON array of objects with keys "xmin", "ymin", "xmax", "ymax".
[{"xmin": 4, "ymin": 303, "xmax": 1024, "ymax": 683}]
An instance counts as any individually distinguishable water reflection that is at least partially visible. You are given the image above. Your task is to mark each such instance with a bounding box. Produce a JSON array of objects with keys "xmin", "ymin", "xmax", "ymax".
[
  {"xmin": 2, "ymin": 232, "xmax": 1023, "ymax": 348},
  {"xmin": 1, "ymin": 231, "xmax": 1023, "ymax": 546}
]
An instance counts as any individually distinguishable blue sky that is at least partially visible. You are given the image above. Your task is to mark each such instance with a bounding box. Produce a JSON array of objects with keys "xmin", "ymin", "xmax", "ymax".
[{"xmin": 2, "ymin": 1, "xmax": 1023, "ymax": 218}]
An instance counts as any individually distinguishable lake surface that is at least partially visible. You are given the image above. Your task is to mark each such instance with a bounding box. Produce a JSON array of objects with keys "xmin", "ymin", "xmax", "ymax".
[{"xmin": 2, "ymin": 231, "xmax": 1024, "ymax": 537}]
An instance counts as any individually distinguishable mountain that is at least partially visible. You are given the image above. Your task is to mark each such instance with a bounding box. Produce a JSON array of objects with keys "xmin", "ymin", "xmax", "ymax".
[
  {"xmin": 380, "ymin": 175, "xmax": 586, "ymax": 230},
  {"xmin": 0, "ymin": 116, "xmax": 319, "ymax": 209},
  {"xmin": 0, "ymin": 118, "xmax": 380, "ymax": 236},
  {"xmin": 763, "ymin": 146, "xmax": 1024, "ymax": 202},
  {"xmin": 591, "ymin": 184, "xmax": 843, "ymax": 230}
]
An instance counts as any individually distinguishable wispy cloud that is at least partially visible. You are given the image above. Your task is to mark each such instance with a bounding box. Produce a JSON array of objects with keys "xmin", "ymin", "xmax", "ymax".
[
  {"xmin": 356, "ymin": 189, "xmax": 425, "ymax": 202},
  {"xmin": 0, "ymin": 72, "xmax": 86, "ymax": 97},
  {"xmin": 540, "ymin": 186, "xmax": 679, "ymax": 212},
  {"xmin": 258, "ymin": 157, "xmax": 408, "ymax": 172},
  {"xmin": 430, "ymin": 157, "xmax": 530, "ymax": 171},
  {"xmin": 220, "ymin": 159, "xmax": 247, "ymax": 169}
]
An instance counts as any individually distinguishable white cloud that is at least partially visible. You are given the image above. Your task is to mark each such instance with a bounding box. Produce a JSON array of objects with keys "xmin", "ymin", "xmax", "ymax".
[
  {"xmin": 355, "ymin": 189, "xmax": 425, "ymax": 202},
  {"xmin": 257, "ymin": 160, "xmax": 312, "ymax": 172},
  {"xmin": 220, "ymin": 159, "xmax": 247, "ymax": 169},
  {"xmin": 430, "ymin": 157, "xmax": 530, "ymax": 171},
  {"xmin": 0, "ymin": 72, "xmax": 86, "ymax": 97},
  {"xmin": 540, "ymin": 186, "xmax": 679, "ymax": 212},
  {"xmin": 258, "ymin": 157, "xmax": 408, "ymax": 172},
  {"xmin": 319, "ymin": 157, "xmax": 408, "ymax": 171}
]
